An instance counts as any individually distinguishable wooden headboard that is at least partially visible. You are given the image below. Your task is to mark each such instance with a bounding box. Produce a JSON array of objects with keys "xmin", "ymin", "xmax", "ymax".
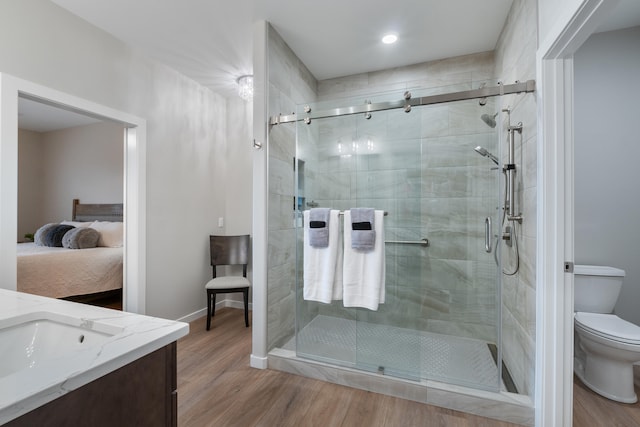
[{"xmin": 72, "ymin": 199, "xmax": 123, "ymax": 222}]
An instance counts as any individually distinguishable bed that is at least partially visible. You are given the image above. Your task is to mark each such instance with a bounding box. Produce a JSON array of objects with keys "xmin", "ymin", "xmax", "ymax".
[{"xmin": 17, "ymin": 199, "xmax": 124, "ymax": 300}]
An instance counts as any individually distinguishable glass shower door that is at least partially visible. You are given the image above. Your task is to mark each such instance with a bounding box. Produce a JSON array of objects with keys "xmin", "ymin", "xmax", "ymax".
[
  {"xmin": 295, "ymin": 89, "xmax": 503, "ymax": 391},
  {"xmin": 295, "ymin": 111, "xmax": 361, "ymax": 368},
  {"xmin": 294, "ymin": 97, "xmax": 424, "ymax": 382},
  {"xmin": 411, "ymin": 97, "xmax": 503, "ymax": 391},
  {"xmin": 349, "ymin": 106, "xmax": 424, "ymax": 381}
]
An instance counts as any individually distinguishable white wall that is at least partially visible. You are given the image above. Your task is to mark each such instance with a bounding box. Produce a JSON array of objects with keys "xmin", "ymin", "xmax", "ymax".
[
  {"xmin": 225, "ymin": 97, "xmax": 253, "ymax": 236},
  {"xmin": 1, "ymin": 0, "xmax": 228, "ymax": 320},
  {"xmin": 17, "ymin": 129, "xmax": 43, "ymax": 241},
  {"xmin": 574, "ymin": 26, "xmax": 640, "ymax": 325},
  {"xmin": 43, "ymin": 122, "xmax": 124, "ymax": 222},
  {"xmin": 217, "ymin": 96, "xmax": 254, "ymax": 304},
  {"xmin": 18, "ymin": 121, "xmax": 124, "ymax": 239}
]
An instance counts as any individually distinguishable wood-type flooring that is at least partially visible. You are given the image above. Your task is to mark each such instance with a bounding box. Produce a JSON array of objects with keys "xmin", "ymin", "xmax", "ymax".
[{"xmin": 177, "ymin": 308, "xmax": 640, "ymax": 426}]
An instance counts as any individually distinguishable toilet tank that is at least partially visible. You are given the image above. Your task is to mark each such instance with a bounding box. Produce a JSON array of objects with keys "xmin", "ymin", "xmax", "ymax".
[{"xmin": 574, "ymin": 265, "xmax": 625, "ymax": 313}]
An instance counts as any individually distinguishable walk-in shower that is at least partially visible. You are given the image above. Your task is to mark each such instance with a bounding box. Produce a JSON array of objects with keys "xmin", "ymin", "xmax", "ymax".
[{"xmin": 267, "ymin": 80, "xmax": 536, "ymax": 425}]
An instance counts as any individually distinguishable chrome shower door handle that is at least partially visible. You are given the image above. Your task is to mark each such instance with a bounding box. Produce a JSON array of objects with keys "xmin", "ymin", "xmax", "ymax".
[{"xmin": 485, "ymin": 217, "xmax": 492, "ymax": 253}]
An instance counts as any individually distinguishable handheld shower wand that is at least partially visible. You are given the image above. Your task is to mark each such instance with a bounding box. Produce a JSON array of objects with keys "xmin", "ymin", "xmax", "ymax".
[
  {"xmin": 474, "ymin": 146, "xmax": 499, "ymax": 165},
  {"xmin": 474, "ymin": 108, "xmax": 524, "ymax": 277}
]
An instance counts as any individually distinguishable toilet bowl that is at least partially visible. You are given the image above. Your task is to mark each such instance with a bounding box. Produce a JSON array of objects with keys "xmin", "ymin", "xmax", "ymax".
[
  {"xmin": 574, "ymin": 265, "xmax": 640, "ymax": 403},
  {"xmin": 574, "ymin": 312, "xmax": 640, "ymax": 403}
]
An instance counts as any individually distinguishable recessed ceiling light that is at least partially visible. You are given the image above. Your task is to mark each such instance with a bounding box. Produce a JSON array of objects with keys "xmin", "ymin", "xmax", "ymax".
[{"xmin": 382, "ymin": 34, "xmax": 398, "ymax": 44}]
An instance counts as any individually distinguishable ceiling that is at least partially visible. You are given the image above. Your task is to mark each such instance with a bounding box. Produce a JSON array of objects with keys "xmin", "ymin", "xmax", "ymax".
[
  {"xmin": 51, "ymin": 0, "xmax": 515, "ymax": 99},
  {"xmin": 594, "ymin": 0, "xmax": 640, "ymax": 33},
  {"xmin": 21, "ymin": 0, "xmax": 640, "ymax": 132},
  {"xmin": 18, "ymin": 97, "xmax": 102, "ymax": 132}
]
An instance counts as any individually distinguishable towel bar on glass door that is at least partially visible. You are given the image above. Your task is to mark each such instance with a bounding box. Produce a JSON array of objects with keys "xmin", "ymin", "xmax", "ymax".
[
  {"xmin": 334, "ymin": 211, "xmax": 426, "ymax": 245},
  {"xmin": 384, "ymin": 238, "xmax": 429, "ymax": 247},
  {"xmin": 338, "ymin": 211, "xmax": 388, "ymax": 216}
]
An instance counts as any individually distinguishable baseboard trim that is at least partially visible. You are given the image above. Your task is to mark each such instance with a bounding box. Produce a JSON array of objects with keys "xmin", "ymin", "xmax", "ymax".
[
  {"xmin": 225, "ymin": 299, "xmax": 253, "ymax": 311},
  {"xmin": 250, "ymin": 354, "xmax": 268, "ymax": 369},
  {"xmin": 177, "ymin": 299, "xmax": 252, "ymax": 323},
  {"xmin": 177, "ymin": 307, "xmax": 207, "ymax": 323}
]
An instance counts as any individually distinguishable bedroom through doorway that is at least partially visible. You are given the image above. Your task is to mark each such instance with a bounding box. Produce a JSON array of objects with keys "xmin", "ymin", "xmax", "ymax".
[
  {"xmin": 0, "ymin": 74, "xmax": 147, "ymax": 314},
  {"xmin": 17, "ymin": 98, "xmax": 126, "ymax": 310}
]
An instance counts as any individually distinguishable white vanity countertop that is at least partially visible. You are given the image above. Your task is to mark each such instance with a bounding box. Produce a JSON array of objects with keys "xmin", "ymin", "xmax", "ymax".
[{"xmin": 0, "ymin": 289, "xmax": 189, "ymax": 425}]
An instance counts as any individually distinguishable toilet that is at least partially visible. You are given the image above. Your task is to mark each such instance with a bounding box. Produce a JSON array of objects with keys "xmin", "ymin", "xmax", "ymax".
[{"xmin": 574, "ymin": 264, "xmax": 640, "ymax": 403}]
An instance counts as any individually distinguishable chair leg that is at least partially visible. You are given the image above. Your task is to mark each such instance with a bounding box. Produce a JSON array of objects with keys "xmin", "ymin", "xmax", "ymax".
[
  {"xmin": 206, "ymin": 290, "xmax": 212, "ymax": 331},
  {"xmin": 211, "ymin": 292, "xmax": 217, "ymax": 317},
  {"xmin": 243, "ymin": 289, "xmax": 249, "ymax": 327}
]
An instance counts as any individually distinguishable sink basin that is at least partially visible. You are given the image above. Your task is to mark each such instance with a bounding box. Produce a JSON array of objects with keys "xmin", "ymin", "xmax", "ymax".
[
  {"xmin": 0, "ymin": 290, "xmax": 189, "ymax": 425},
  {"xmin": 0, "ymin": 312, "xmax": 123, "ymax": 378}
]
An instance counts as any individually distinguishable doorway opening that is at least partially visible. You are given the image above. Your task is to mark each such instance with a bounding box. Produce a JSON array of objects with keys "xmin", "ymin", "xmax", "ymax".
[{"xmin": 0, "ymin": 73, "xmax": 146, "ymax": 314}]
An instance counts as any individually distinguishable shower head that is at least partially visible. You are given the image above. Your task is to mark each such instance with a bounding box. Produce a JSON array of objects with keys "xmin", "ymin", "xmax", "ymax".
[
  {"xmin": 474, "ymin": 146, "xmax": 499, "ymax": 165},
  {"xmin": 481, "ymin": 112, "xmax": 498, "ymax": 128}
]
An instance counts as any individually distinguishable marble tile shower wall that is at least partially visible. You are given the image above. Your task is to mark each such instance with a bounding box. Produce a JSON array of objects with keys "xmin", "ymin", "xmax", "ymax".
[
  {"xmin": 305, "ymin": 101, "xmax": 498, "ymax": 342},
  {"xmin": 494, "ymin": 0, "xmax": 538, "ymax": 398},
  {"xmin": 267, "ymin": 25, "xmax": 318, "ymax": 350},
  {"xmin": 318, "ymin": 51, "xmax": 495, "ymax": 102},
  {"xmin": 305, "ymin": 53, "xmax": 503, "ymax": 344}
]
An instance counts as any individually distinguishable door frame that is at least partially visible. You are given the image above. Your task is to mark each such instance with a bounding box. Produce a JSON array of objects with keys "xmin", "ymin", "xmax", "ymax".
[
  {"xmin": 536, "ymin": 0, "xmax": 620, "ymax": 425},
  {"xmin": 0, "ymin": 73, "xmax": 147, "ymax": 314}
]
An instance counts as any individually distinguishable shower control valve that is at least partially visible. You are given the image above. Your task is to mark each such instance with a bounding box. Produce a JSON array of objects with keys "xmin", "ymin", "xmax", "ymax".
[{"xmin": 503, "ymin": 226, "xmax": 513, "ymax": 247}]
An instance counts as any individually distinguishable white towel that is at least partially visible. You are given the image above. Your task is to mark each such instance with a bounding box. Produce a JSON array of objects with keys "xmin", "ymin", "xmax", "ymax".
[
  {"xmin": 303, "ymin": 210, "xmax": 343, "ymax": 303},
  {"xmin": 342, "ymin": 210, "xmax": 385, "ymax": 310}
]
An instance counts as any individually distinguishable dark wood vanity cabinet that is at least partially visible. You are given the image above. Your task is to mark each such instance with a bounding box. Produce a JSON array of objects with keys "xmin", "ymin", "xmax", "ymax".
[{"xmin": 6, "ymin": 342, "xmax": 177, "ymax": 427}]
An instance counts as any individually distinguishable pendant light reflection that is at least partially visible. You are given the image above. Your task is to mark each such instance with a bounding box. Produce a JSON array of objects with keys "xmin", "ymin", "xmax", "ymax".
[
  {"xmin": 237, "ymin": 75, "xmax": 253, "ymax": 101},
  {"xmin": 337, "ymin": 137, "xmax": 375, "ymax": 157}
]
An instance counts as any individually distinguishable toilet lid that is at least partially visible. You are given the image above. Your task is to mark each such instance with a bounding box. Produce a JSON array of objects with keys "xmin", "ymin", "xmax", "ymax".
[
  {"xmin": 574, "ymin": 265, "xmax": 625, "ymax": 277},
  {"xmin": 575, "ymin": 312, "xmax": 640, "ymax": 344}
]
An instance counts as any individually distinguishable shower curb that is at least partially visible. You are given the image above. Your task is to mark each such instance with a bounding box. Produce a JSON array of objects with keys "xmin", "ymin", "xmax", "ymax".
[{"xmin": 268, "ymin": 348, "xmax": 534, "ymax": 426}]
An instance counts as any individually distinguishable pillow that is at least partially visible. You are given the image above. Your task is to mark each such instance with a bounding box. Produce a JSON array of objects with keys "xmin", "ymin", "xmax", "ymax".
[
  {"xmin": 34, "ymin": 223, "xmax": 59, "ymax": 246},
  {"xmin": 43, "ymin": 224, "xmax": 75, "ymax": 247},
  {"xmin": 62, "ymin": 227, "xmax": 100, "ymax": 249},
  {"xmin": 89, "ymin": 221, "xmax": 123, "ymax": 247},
  {"xmin": 60, "ymin": 220, "xmax": 92, "ymax": 228}
]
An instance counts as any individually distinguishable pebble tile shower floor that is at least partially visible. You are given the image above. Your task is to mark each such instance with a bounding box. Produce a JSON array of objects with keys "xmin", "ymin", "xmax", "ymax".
[{"xmin": 288, "ymin": 315, "xmax": 504, "ymax": 391}]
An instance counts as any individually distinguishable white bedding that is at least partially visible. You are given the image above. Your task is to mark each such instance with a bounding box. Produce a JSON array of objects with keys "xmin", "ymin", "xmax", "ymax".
[{"xmin": 17, "ymin": 243, "xmax": 123, "ymax": 299}]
